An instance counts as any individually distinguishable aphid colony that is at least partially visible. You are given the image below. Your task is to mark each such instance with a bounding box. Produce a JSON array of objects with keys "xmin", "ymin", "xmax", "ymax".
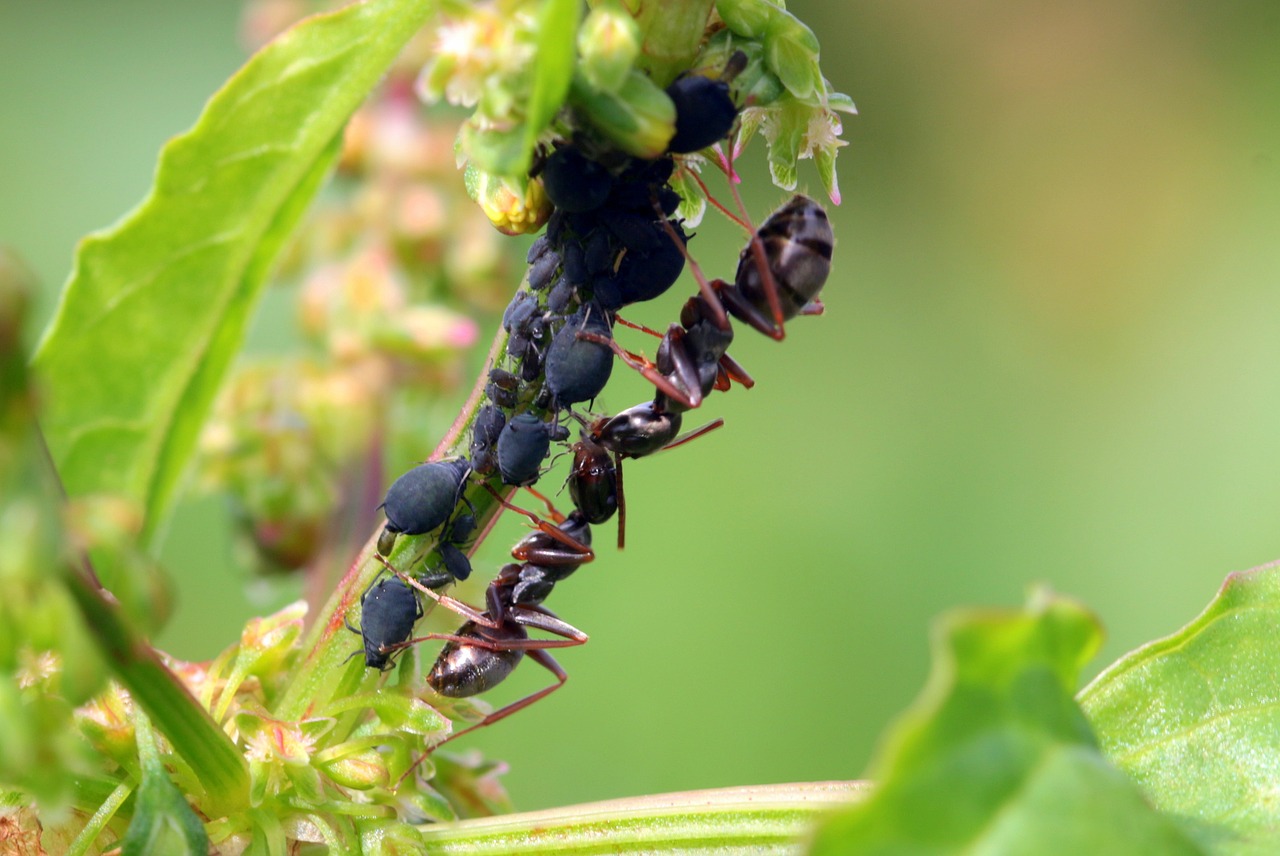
[{"xmin": 348, "ymin": 62, "xmax": 834, "ymax": 749}]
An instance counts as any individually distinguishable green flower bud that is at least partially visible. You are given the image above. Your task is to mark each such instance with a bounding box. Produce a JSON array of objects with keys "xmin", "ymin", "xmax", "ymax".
[
  {"xmin": 569, "ymin": 68, "xmax": 677, "ymax": 159},
  {"xmin": 394, "ymin": 783, "xmax": 458, "ymax": 823},
  {"xmin": 357, "ymin": 818, "xmax": 427, "ymax": 855},
  {"xmin": 317, "ymin": 746, "xmax": 390, "ymax": 790},
  {"xmin": 715, "ymin": 0, "xmax": 775, "ymax": 40},
  {"xmin": 75, "ymin": 683, "xmax": 138, "ymax": 769},
  {"xmin": 578, "ymin": 1, "xmax": 641, "ymax": 93}
]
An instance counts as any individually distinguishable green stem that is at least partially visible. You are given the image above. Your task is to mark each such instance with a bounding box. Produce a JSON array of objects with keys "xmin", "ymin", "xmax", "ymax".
[
  {"xmin": 415, "ymin": 782, "xmax": 868, "ymax": 853},
  {"xmin": 66, "ymin": 781, "xmax": 133, "ymax": 856},
  {"xmin": 275, "ymin": 325, "xmax": 527, "ymax": 722}
]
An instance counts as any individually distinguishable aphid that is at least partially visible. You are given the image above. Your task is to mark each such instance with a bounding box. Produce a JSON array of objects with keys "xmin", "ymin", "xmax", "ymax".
[
  {"xmin": 665, "ymin": 51, "xmax": 746, "ymax": 154},
  {"xmin": 527, "ymin": 244, "xmax": 562, "ymax": 292},
  {"xmin": 496, "ymin": 412, "xmax": 567, "ymax": 487},
  {"xmin": 606, "ymin": 220, "xmax": 688, "ymax": 308},
  {"xmin": 345, "ymin": 574, "xmax": 423, "ymax": 671},
  {"xmin": 485, "ymin": 368, "xmax": 520, "ymax": 409},
  {"xmin": 470, "ymin": 404, "xmax": 507, "ymax": 476},
  {"xmin": 541, "ymin": 146, "xmax": 614, "ymax": 213},
  {"xmin": 544, "ymin": 304, "xmax": 614, "ymax": 407},
  {"xmin": 665, "ymin": 78, "xmax": 739, "ymax": 154},
  {"xmin": 378, "ymin": 458, "xmax": 471, "ymax": 555},
  {"xmin": 547, "ymin": 276, "xmax": 578, "ymax": 315},
  {"xmin": 432, "ymin": 512, "xmax": 477, "ymax": 582},
  {"xmin": 502, "ymin": 291, "xmax": 540, "ymax": 346}
]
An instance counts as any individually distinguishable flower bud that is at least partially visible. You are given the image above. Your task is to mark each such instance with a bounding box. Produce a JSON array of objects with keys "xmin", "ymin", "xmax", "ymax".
[
  {"xmin": 317, "ymin": 746, "xmax": 391, "ymax": 790},
  {"xmin": 464, "ymin": 167, "xmax": 552, "ymax": 236},
  {"xmin": 569, "ymin": 69, "xmax": 677, "ymax": 160},
  {"xmin": 578, "ymin": 1, "xmax": 641, "ymax": 94}
]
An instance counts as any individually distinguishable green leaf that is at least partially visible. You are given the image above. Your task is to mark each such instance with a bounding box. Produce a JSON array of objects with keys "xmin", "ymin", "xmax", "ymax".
[
  {"xmin": 121, "ymin": 714, "xmax": 208, "ymax": 856},
  {"xmin": 32, "ymin": 0, "xmax": 437, "ymax": 569},
  {"xmin": 1080, "ymin": 564, "xmax": 1280, "ymax": 854},
  {"xmin": 809, "ymin": 591, "xmax": 1204, "ymax": 856},
  {"xmin": 524, "ymin": 0, "xmax": 580, "ymax": 156}
]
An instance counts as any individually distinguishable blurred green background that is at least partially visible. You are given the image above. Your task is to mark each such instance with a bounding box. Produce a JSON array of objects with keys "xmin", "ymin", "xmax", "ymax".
[{"xmin": 4, "ymin": 0, "xmax": 1280, "ymax": 813}]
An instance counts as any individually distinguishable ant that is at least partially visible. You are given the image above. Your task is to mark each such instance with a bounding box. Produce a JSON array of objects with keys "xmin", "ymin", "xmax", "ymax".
[
  {"xmin": 567, "ymin": 405, "xmax": 724, "ymax": 548},
  {"xmin": 369, "ymin": 504, "xmax": 595, "ymax": 782}
]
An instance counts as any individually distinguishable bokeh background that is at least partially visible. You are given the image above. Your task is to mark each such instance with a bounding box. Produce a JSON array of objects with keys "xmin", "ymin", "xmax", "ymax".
[{"xmin": 3, "ymin": 0, "xmax": 1280, "ymax": 812}]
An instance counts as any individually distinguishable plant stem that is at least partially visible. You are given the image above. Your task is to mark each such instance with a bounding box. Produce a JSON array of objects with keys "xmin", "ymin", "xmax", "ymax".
[
  {"xmin": 66, "ymin": 781, "xmax": 133, "ymax": 856},
  {"xmin": 275, "ymin": 324, "xmax": 525, "ymax": 723},
  {"xmin": 414, "ymin": 782, "xmax": 868, "ymax": 853}
]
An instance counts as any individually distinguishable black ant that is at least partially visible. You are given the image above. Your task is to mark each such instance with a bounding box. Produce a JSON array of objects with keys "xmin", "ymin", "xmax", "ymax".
[
  {"xmin": 370, "ymin": 505, "xmax": 595, "ymax": 782},
  {"xmin": 567, "ymin": 405, "xmax": 723, "ymax": 548}
]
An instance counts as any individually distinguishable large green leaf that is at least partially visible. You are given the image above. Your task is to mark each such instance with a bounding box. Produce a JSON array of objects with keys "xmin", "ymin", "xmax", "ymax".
[
  {"xmin": 1080, "ymin": 564, "xmax": 1280, "ymax": 854},
  {"xmin": 809, "ymin": 591, "xmax": 1203, "ymax": 855},
  {"xmin": 32, "ymin": 0, "xmax": 436, "ymax": 570}
]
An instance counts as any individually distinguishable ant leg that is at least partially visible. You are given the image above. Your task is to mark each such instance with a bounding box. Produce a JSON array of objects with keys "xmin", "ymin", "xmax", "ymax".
[
  {"xmin": 662, "ymin": 417, "xmax": 725, "ymax": 452},
  {"xmin": 717, "ymin": 352, "xmax": 755, "ymax": 389},
  {"xmin": 718, "ymin": 284, "xmax": 786, "ymax": 340},
  {"xmin": 372, "ymin": 554, "xmax": 500, "ymax": 629},
  {"xmin": 653, "ymin": 215, "xmax": 732, "ymax": 332},
  {"xmin": 482, "ymin": 483, "xmax": 595, "ymax": 561},
  {"xmin": 395, "ymin": 650, "xmax": 569, "ymax": 786},
  {"xmin": 615, "ymin": 453, "xmax": 627, "ymax": 551},
  {"xmin": 745, "ymin": 233, "xmax": 787, "ymax": 340},
  {"xmin": 390, "ymin": 624, "xmax": 585, "ymax": 654},
  {"xmin": 443, "ymin": 650, "xmax": 568, "ymax": 746},
  {"xmin": 613, "ymin": 315, "xmax": 665, "ymax": 339},
  {"xmin": 387, "ymin": 602, "xmax": 588, "ymax": 656},
  {"xmin": 682, "ymin": 164, "xmax": 751, "ymax": 232},
  {"xmin": 522, "ymin": 485, "xmax": 568, "ymax": 524},
  {"xmin": 576, "ymin": 330, "xmax": 700, "ymax": 411},
  {"xmin": 710, "ymin": 134, "xmax": 785, "ymax": 340}
]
